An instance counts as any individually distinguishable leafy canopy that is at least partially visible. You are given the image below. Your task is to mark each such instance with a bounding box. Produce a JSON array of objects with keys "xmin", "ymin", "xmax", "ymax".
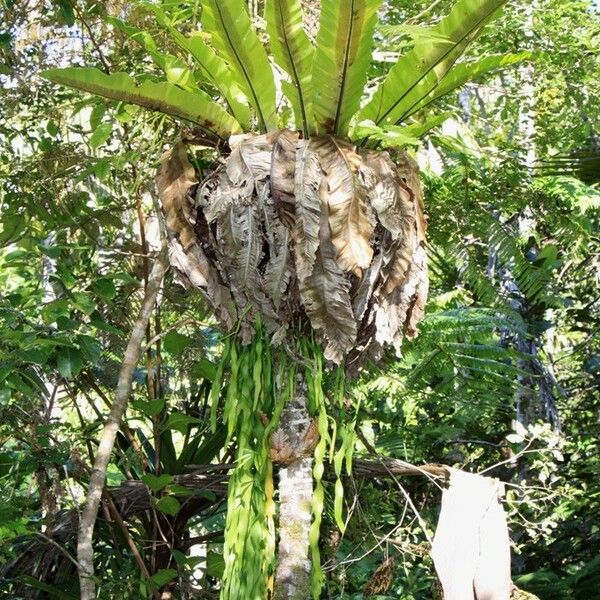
[{"xmin": 41, "ymin": 0, "xmax": 528, "ymax": 146}]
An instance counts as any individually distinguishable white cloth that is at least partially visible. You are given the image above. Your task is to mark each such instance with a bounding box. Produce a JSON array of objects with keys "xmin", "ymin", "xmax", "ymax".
[{"xmin": 431, "ymin": 469, "xmax": 511, "ymax": 600}]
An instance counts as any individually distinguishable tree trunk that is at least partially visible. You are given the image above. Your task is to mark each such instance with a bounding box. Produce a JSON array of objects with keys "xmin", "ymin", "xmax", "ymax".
[{"xmin": 273, "ymin": 378, "xmax": 314, "ymax": 600}]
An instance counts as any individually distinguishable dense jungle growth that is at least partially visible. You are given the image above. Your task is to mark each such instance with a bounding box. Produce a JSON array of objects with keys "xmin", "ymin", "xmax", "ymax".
[{"xmin": 0, "ymin": 0, "xmax": 599, "ymax": 599}]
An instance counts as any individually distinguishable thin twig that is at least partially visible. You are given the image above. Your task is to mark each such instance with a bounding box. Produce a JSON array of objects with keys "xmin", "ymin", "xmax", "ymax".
[
  {"xmin": 33, "ymin": 532, "xmax": 80, "ymax": 570},
  {"xmin": 102, "ymin": 491, "xmax": 155, "ymax": 587},
  {"xmin": 73, "ymin": 3, "xmax": 111, "ymax": 73}
]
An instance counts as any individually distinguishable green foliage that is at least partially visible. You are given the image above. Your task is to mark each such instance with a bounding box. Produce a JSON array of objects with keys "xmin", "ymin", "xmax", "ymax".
[
  {"xmin": 358, "ymin": 0, "xmax": 508, "ymax": 127},
  {"xmin": 202, "ymin": 0, "xmax": 278, "ymax": 132},
  {"xmin": 40, "ymin": 67, "xmax": 241, "ymax": 139},
  {"xmin": 265, "ymin": 0, "xmax": 315, "ymax": 136},
  {"xmin": 143, "ymin": 3, "xmax": 252, "ymax": 128},
  {"xmin": 39, "ymin": 0, "xmax": 521, "ymax": 141},
  {"xmin": 311, "ymin": 0, "xmax": 382, "ymax": 135},
  {"xmin": 1, "ymin": 0, "xmax": 599, "ymax": 598}
]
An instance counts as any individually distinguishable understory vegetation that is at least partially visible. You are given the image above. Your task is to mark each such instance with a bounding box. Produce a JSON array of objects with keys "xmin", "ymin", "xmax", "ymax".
[{"xmin": 0, "ymin": 0, "xmax": 599, "ymax": 599}]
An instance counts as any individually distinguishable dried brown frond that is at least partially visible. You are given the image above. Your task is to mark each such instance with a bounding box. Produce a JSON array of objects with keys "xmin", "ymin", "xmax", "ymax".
[{"xmin": 158, "ymin": 131, "xmax": 428, "ymax": 369}]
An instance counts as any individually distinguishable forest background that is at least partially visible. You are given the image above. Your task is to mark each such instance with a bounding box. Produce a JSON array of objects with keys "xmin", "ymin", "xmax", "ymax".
[{"xmin": 0, "ymin": 0, "xmax": 599, "ymax": 598}]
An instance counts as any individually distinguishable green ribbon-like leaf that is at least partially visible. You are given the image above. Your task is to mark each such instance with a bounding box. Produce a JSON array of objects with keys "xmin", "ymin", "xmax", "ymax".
[
  {"xmin": 202, "ymin": 0, "xmax": 277, "ymax": 132},
  {"xmin": 142, "ymin": 3, "xmax": 252, "ymax": 129},
  {"xmin": 312, "ymin": 0, "xmax": 383, "ymax": 136},
  {"xmin": 41, "ymin": 67, "xmax": 241, "ymax": 140},
  {"xmin": 359, "ymin": 0, "xmax": 508, "ymax": 127},
  {"xmin": 265, "ymin": 0, "xmax": 315, "ymax": 136}
]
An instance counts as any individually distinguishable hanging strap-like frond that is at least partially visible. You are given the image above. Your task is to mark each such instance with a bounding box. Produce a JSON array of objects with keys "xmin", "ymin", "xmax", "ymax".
[
  {"xmin": 265, "ymin": 0, "xmax": 315, "ymax": 137},
  {"xmin": 358, "ymin": 0, "xmax": 507, "ymax": 127},
  {"xmin": 312, "ymin": 0, "xmax": 383, "ymax": 136},
  {"xmin": 108, "ymin": 17, "xmax": 202, "ymax": 93},
  {"xmin": 41, "ymin": 68, "xmax": 241, "ymax": 140},
  {"xmin": 203, "ymin": 0, "xmax": 277, "ymax": 132}
]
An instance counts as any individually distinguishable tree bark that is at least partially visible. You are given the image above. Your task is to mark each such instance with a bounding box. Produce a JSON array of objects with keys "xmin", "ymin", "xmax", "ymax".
[
  {"xmin": 273, "ymin": 378, "xmax": 314, "ymax": 600},
  {"xmin": 77, "ymin": 246, "xmax": 168, "ymax": 600}
]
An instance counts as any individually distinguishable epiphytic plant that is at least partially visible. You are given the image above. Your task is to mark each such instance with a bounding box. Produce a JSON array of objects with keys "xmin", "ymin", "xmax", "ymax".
[{"xmin": 42, "ymin": 0, "xmax": 527, "ymax": 597}]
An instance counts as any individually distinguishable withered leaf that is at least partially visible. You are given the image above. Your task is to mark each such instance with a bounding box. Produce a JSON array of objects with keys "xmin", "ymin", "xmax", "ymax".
[
  {"xmin": 159, "ymin": 131, "xmax": 429, "ymax": 368},
  {"xmin": 317, "ymin": 136, "xmax": 374, "ymax": 276},
  {"xmin": 300, "ymin": 209, "xmax": 357, "ymax": 363},
  {"xmin": 156, "ymin": 142, "xmax": 235, "ymax": 328},
  {"xmin": 361, "ymin": 151, "xmax": 414, "ymax": 240},
  {"xmin": 271, "ymin": 129, "xmax": 299, "ymax": 229},
  {"xmin": 293, "ymin": 139, "xmax": 322, "ymax": 284},
  {"xmin": 156, "ymin": 141, "xmax": 197, "ymax": 250}
]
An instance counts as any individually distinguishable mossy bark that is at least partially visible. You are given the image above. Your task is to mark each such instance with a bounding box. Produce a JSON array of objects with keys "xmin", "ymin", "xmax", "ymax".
[{"xmin": 273, "ymin": 381, "xmax": 314, "ymax": 600}]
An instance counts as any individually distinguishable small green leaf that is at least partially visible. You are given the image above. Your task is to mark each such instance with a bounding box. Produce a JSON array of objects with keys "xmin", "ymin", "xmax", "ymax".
[
  {"xmin": 141, "ymin": 473, "xmax": 174, "ymax": 492},
  {"xmin": 55, "ymin": 0, "xmax": 75, "ymax": 26},
  {"xmin": 206, "ymin": 552, "xmax": 225, "ymax": 578},
  {"xmin": 172, "ymin": 549, "xmax": 187, "ymax": 566},
  {"xmin": 196, "ymin": 489, "xmax": 217, "ymax": 502},
  {"xmin": 71, "ymin": 292, "xmax": 96, "ymax": 315},
  {"xmin": 112, "ymin": 271, "xmax": 140, "ymax": 285},
  {"xmin": 40, "ymin": 244, "xmax": 61, "ymax": 258},
  {"xmin": 46, "ymin": 120, "xmax": 59, "ymax": 136},
  {"xmin": 89, "ymin": 103, "xmax": 106, "ymax": 130},
  {"xmin": 7, "ymin": 373, "xmax": 33, "ymax": 394},
  {"xmin": 163, "ymin": 331, "xmax": 194, "ymax": 354},
  {"xmin": 56, "ymin": 347, "xmax": 84, "ymax": 380},
  {"xmin": 77, "ymin": 335, "xmax": 102, "ymax": 363},
  {"xmin": 89, "ymin": 121, "xmax": 113, "ymax": 149},
  {"xmin": 91, "ymin": 277, "xmax": 117, "ymax": 300},
  {"xmin": 55, "ymin": 316, "xmax": 79, "ymax": 331},
  {"xmin": 163, "ymin": 412, "xmax": 199, "ymax": 434},
  {"xmin": 193, "ymin": 358, "xmax": 217, "ymax": 381},
  {"xmin": 150, "ymin": 568, "xmax": 178, "ymax": 588},
  {"xmin": 132, "ymin": 399, "xmax": 166, "ymax": 418},
  {"xmin": 168, "ymin": 484, "xmax": 195, "ymax": 497},
  {"xmin": 90, "ymin": 315, "xmax": 123, "ymax": 335},
  {"xmin": 0, "ymin": 213, "xmax": 26, "ymax": 245},
  {"xmin": 154, "ymin": 495, "xmax": 180, "ymax": 516},
  {"xmin": 0, "ymin": 366, "xmax": 12, "ymax": 383},
  {"xmin": 93, "ymin": 158, "xmax": 111, "ymax": 180},
  {"xmin": 22, "ymin": 347, "xmax": 51, "ymax": 365}
]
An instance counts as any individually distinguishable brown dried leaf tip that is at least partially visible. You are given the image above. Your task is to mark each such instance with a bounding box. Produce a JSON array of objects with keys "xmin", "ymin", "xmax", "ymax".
[
  {"xmin": 363, "ymin": 556, "xmax": 396, "ymax": 597},
  {"xmin": 157, "ymin": 130, "xmax": 428, "ymax": 369}
]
